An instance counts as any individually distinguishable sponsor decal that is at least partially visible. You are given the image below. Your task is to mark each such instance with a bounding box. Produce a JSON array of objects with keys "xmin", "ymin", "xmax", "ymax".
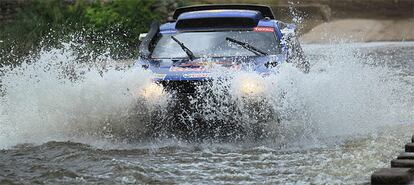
[
  {"xmin": 170, "ymin": 61, "xmax": 240, "ymax": 72},
  {"xmin": 253, "ymin": 27, "xmax": 274, "ymax": 32},
  {"xmin": 231, "ymin": 64, "xmax": 241, "ymax": 70},
  {"xmin": 179, "ymin": 62, "xmax": 206, "ymax": 67},
  {"xmin": 170, "ymin": 66, "xmax": 206, "ymax": 72},
  {"xmin": 183, "ymin": 73, "xmax": 209, "ymax": 78},
  {"xmin": 153, "ymin": 73, "xmax": 166, "ymax": 79},
  {"xmin": 178, "ymin": 61, "xmax": 226, "ymax": 67},
  {"xmin": 261, "ymin": 72, "xmax": 270, "ymax": 77}
]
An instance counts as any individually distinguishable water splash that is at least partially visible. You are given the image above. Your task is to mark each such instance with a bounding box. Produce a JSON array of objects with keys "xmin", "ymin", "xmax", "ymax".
[
  {"xmin": 273, "ymin": 43, "xmax": 413, "ymax": 141},
  {"xmin": 0, "ymin": 41, "xmax": 413, "ymax": 149},
  {"xmin": 0, "ymin": 42, "xmax": 169, "ymax": 148}
]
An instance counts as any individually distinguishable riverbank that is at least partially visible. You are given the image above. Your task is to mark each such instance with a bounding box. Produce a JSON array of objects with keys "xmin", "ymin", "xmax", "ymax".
[
  {"xmin": 194, "ymin": 0, "xmax": 414, "ymax": 44},
  {"xmin": 275, "ymin": 0, "xmax": 414, "ymax": 43},
  {"xmin": 300, "ymin": 18, "xmax": 414, "ymax": 44}
]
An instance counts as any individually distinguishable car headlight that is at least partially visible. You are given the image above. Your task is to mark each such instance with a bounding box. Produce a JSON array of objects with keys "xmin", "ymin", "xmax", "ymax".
[
  {"xmin": 235, "ymin": 74, "xmax": 266, "ymax": 96},
  {"xmin": 139, "ymin": 82, "xmax": 165, "ymax": 101}
]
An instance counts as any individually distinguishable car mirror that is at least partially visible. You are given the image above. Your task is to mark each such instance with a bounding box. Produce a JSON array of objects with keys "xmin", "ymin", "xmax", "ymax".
[
  {"xmin": 139, "ymin": 33, "xmax": 148, "ymax": 41},
  {"xmin": 265, "ymin": 61, "xmax": 278, "ymax": 68}
]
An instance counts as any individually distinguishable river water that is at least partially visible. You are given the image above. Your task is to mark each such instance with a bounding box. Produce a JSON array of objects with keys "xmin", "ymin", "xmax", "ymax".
[{"xmin": 0, "ymin": 42, "xmax": 413, "ymax": 184}]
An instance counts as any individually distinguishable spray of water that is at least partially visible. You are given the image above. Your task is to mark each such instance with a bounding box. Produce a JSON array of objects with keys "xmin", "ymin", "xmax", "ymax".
[
  {"xmin": 0, "ymin": 40, "xmax": 413, "ymax": 149},
  {"xmin": 0, "ymin": 42, "xmax": 171, "ymax": 148},
  {"xmin": 269, "ymin": 44, "xmax": 413, "ymax": 142}
]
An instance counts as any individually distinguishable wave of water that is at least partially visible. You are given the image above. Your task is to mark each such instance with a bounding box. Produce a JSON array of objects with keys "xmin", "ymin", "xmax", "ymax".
[
  {"xmin": 0, "ymin": 41, "xmax": 413, "ymax": 149},
  {"xmin": 0, "ymin": 43, "xmax": 170, "ymax": 148}
]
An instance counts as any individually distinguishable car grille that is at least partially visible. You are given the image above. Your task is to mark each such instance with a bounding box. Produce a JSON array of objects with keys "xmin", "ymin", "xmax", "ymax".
[{"xmin": 159, "ymin": 80, "xmax": 209, "ymax": 94}]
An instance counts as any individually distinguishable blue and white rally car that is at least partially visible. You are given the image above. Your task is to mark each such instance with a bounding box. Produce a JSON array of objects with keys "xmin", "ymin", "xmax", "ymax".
[
  {"xmin": 135, "ymin": 4, "xmax": 308, "ymax": 139},
  {"xmin": 137, "ymin": 4, "xmax": 307, "ymax": 93}
]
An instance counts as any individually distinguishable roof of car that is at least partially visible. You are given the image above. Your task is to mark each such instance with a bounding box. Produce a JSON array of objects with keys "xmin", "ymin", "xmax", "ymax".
[
  {"xmin": 159, "ymin": 19, "xmax": 276, "ymax": 33},
  {"xmin": 173, "ymin": 4, "xmax": 275, "ymax": 20},
  {"xmin": 177, "ymin": 9, "xmax": 263, "ymax": 20},
  {"xmin": 175, "ymin": 10, "xmax": 264, "ymax": 30}
]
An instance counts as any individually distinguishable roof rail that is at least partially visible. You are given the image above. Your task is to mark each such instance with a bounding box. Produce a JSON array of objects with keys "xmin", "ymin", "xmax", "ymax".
[{"xmin": 173, "ymin": 4, "xmax": 275, "ymax": 20}]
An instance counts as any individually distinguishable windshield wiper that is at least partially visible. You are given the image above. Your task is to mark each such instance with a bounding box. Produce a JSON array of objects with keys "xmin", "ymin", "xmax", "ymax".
[
  {"xmin": 225, "ymin": 37, "xmax": 268, "ymax": 56},
  {"xmin": 171, "ymin": 36, "xmax": 195, "ymax": 60}
]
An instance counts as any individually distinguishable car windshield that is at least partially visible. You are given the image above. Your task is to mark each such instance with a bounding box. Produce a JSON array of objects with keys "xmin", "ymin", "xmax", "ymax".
[{"xmin": 151, "ymin": 31, "xmax": 281, "ymax": 58}]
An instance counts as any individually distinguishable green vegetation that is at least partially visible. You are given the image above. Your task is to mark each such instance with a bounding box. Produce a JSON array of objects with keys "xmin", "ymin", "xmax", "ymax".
[
  {"xmin": 0, "ymin": 0, "xmax": 278, "ymax": 66},
  {"xmin": 0, "ymin": 0, "xmax": 174, "ymax": 66}
]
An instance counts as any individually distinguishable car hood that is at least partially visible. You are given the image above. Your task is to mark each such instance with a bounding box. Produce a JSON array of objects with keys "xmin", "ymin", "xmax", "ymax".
[{"xmin": 137, "ymin": 55, "xmax": 287, "ymax": 81}]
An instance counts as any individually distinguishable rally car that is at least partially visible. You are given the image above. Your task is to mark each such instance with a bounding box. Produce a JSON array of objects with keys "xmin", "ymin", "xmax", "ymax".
[{"xmin": 135, "ymin": 4, "xmax": 308, "ymax": 140}]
